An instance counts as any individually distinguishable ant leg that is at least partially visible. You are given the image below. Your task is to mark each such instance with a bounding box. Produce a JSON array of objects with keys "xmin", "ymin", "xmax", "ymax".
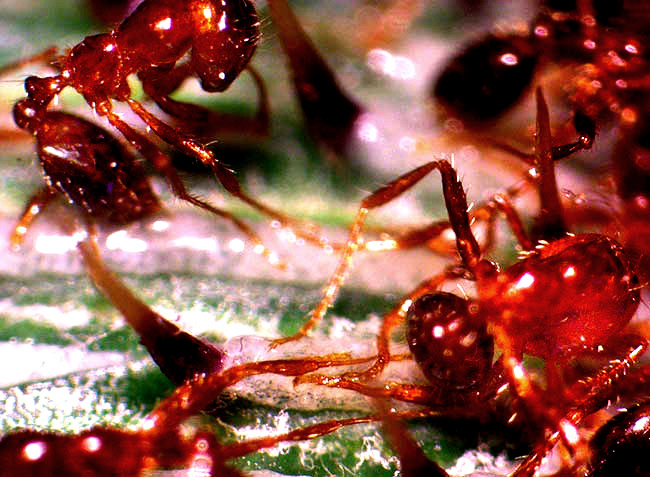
[
  {"xmin": 101, "ymin": 108, "xmax": 285, "ymax": 268},
  {"xmin": 138, "ymin": 62, "xmax": 192, "ymax": 100},
  {"xmin": 550, "ymin": 110, "xmax": 595, "ymax": 158},
  {"xmin": 362, "ymin": 175, "xmax": 533, "ymax": 255},
  {"xmin": 148, "ymin": 353, "xmax": 394, "ymax": 431},
  {"xmin": 489, "ymin": 192, "xmax": 533, "ymax": 250},
  {"xmin": 300, "ymin": 266, "xmax": 467, "ymax": 384},
  {"xmin": 363, "ymin": 219, "xmax": 453, "ymax": 252},
  {"xmin": 124, "ymin": 98, "xmax": 329, "ymax": 249},
  {"xmin": 10, "ymin": 186, "xmax": 58, "ymax": 248},
  {"xmin": 295, "ymin": 368, "xmax": 503, "ymax": 413},
  {"xmin": 222, "ymin": 414, "xmax": 383, "ymax": 459},
  {"xmin": 275, "ymin": 160, "xmax": 482, "ymax": 346},
  {"xmin": 75, "ymin": 235, "xmax": 224, "ymax": 386},
  {"xmin": 486, "ymin": 112, "xmax": 594, "ymax": 166},
  {"xmin": 295, "ymin": 374, "xmax": 441, "ymax": 407},
  {"xmin": 222, "ymin": 408, "xmax": 442, "ymax": 467},
  {"xmin": 272, "ymin": 160, "xmax": 473, "ymax": 346},
  {"xmin": 266, "ymin": 0, "xmax": 362, "ymax": 159},
  {"xmin": 139, "ymin": 65, "xmax": 269, "ymax": 139},
  {"xmin": 510, "ymin": 339, "xmax": 648, "ymax": 477},
  {"xmin": 0, "ymin": 46, "xmax": 58, "ymax": 76}
]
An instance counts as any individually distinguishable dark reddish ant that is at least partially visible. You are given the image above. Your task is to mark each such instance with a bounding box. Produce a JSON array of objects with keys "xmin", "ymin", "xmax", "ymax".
[
  {"xmin": 432, "ymin": 0, "xmax": 650, "ymax": 280},
  {"xmin": 7, "ymin": 0, "xmax": 334, "ymax": 264},
  {"xmin": 277, "ymin": 88, "xmax": 649, "ymax": 474},
  {"xmin": 82, "ymin": 0, "xmax": 362, "ymax": 164},
  {"xmin": 7, "ymin": 106, "xmax": 291, "ymax": 266}
]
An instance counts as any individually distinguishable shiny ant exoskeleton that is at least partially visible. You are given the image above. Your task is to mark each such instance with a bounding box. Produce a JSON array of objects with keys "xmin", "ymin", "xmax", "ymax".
[
  {"xmin": 82, "ymin": 0, "xmax": 362, "ymax": 163},
  {"xmin": 2, "ymin": 89, "xmax": 645, "ymax": 473},
  {"xmin": 14, "ymin": 87, "xmax": 646, "ymax": 473},
  {"xmin": 432, "ymin": 0, "xmax": 650, "ymax": 281},
  {"xmin": 6, "ymin": 0, "xmax": 336, "ymax": 264},
  {"xmin": 588, "ymin": 401, "xmax": 650, "ymax": 476},
  {"xmin": 2, "ymin": 2, "xmax": 644, "ymax": 468},
  {"xmin": 280, "ymin": 88, "xmax": 648, "ymax": 475}
]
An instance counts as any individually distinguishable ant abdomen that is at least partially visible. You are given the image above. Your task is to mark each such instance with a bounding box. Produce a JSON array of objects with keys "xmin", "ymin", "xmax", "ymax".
[
  {"xmin": 588, "ymin": 402, "xmax": 650, "ymax": 476},
  {"xmin": 35, "ymin": 111, "xmax": 161, "ymax": 225},
  {"xmin": 406, "ymin": 292, "xmax": 493, "ymax": 391},
  {"xmin": 432, "ymin": 34, "xmax": 539, "ymax": 124}
]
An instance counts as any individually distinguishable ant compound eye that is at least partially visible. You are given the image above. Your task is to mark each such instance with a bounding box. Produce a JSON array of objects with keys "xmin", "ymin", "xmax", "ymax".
[
  {"xmin": 432, "ymin": 34, "xmax": 538, "ymax": 124},
  {"xmin": 407, "ymin": 292, "xmax": 493, "ymax": 391}
]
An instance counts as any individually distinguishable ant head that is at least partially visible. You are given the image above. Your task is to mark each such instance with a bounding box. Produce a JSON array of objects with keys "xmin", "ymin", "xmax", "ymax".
[
  {"xmin": 407, "ymin": 292, "xmax": 493, "ymax": 391},
  {"xmin": 432, "ymin": 33, "xmax": 539, "ymax": 125}
]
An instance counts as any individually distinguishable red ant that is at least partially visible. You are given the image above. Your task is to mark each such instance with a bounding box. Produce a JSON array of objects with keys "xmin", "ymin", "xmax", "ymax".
[
  {"xmin": 7, "ymin": 109, "xmax": 646, "ymax": 474},
  {"xmin": 432, "ymin": 0, "xmax": 650, "ymax": 281},
  {"xmin": 6, "ymin": 0, "xmax": 337, "ymax": 265},
  {"xmin": 81, "ymin": 0, "xmax": 362, "ymax": 163},
  {"xmin": 3, "ymin": 1, "xmax": 649, "ymax": 473},
  {"xmin": 278, "ymin": 87, "xmax": 649, "ymax": 474}
]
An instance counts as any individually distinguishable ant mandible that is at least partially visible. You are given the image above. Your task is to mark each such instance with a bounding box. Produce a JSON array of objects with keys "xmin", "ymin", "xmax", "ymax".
[{"xmin": 9, "ymin": 0, "xmax": 327, "ymax": 261}]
